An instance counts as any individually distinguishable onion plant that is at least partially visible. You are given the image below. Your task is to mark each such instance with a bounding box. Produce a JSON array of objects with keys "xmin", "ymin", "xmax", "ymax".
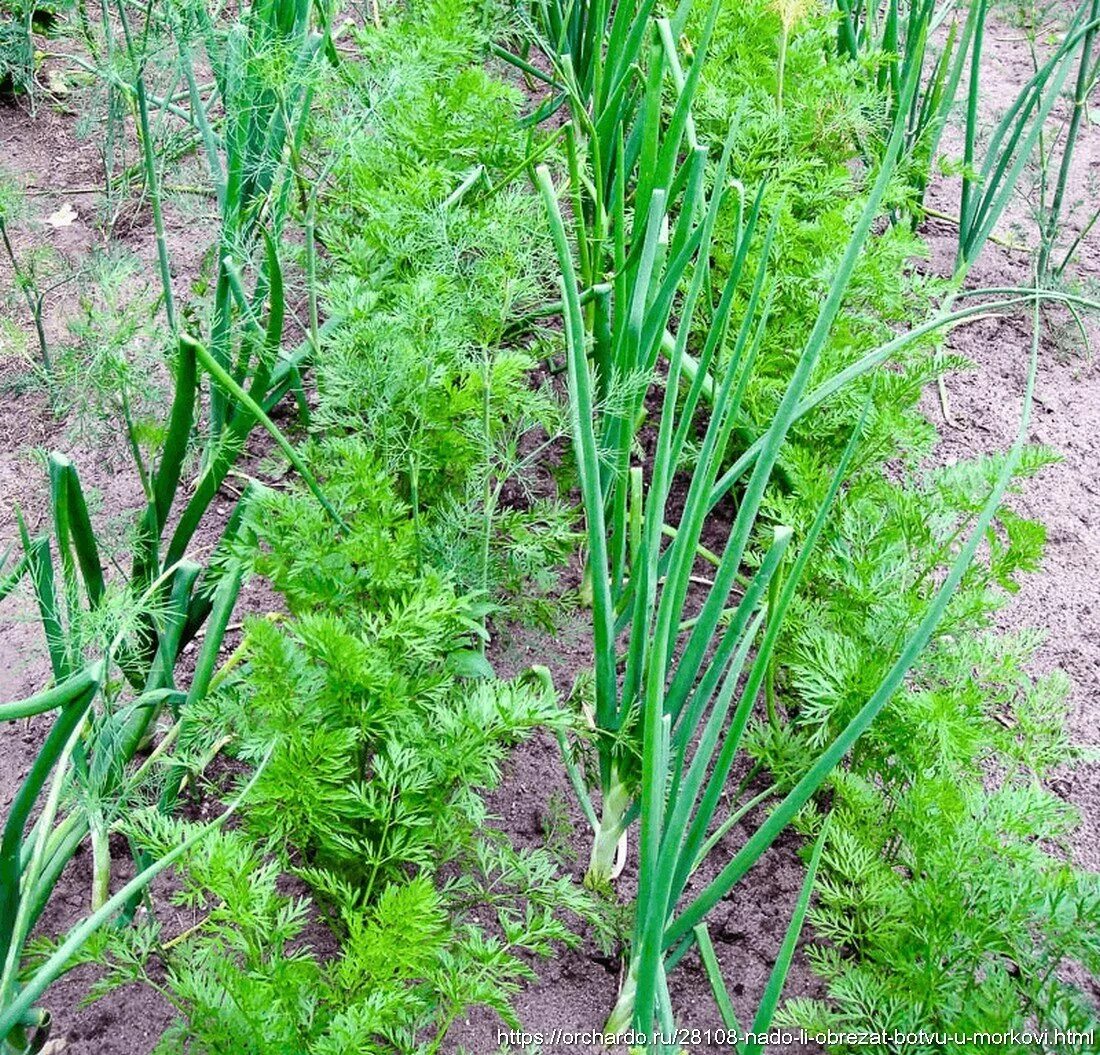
[
  {"xmin": 834, "ymin": 0, "xmax": 986, "ymax": 209},
  {"xmin": 0, "ymin": 3, "xmax": 339, "ymax": 1048},
  {"xmin": 831, "ymin": 0, "xmax": 1096, "ymax": 254},
  {"xmin": 954, "ymin": 3, "xmax": 1100, "ymax": 273},
  {"xmin": 515, "ymin": 0, "xmax": 688, "ymax": 122},
  {"xmin": 611, "ymin": 296, "xmax": 1044, "ymax": 1043},
  {"xmin": 1035, "ymin": 0, "xmax": 1100, "ymax": 283},
  {"xmin": 516, "ymin": 0, "xmax": 710, "ymax": 327},
  {"xmin": 0, "ymin": 702, "xmax": 270, "ymax": 1055},
  {"xmin": 531, "ymin": 5, "xmax": 745, "ymax": 884},
  {"xmin": 540, "ymin": 149, "xmax": 1059, "ymax": 1055},
  {"xmin": 534, "ymin": 0, "xmax": 913, "ymax": 890},
  {"xmin": 0, "ymin": 553, "xmax": 247, "ymax": 1055},
  {"xmin": 834, "ymin": 0, "xmax": 1100, "ymax": 416},
  {"xmin": 65, "ymin": 0, "xmax": 337, "ymax": 647},
  {"xmin": 934, "ymin": 1, "xmax": 1098, "ymax": 414},
  {"xmin": 538, "ymin": 6, "xmax": 910, "ymax": 960},
  {"xmin": 534, "ymin": 0, "xmax": 1077, "ymax": 1033}
]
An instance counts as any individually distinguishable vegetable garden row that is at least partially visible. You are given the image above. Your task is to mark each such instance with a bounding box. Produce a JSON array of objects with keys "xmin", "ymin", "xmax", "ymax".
[{"xmin": 0, "ymin": 0, "xmax": 1098, "ymax": 1051}]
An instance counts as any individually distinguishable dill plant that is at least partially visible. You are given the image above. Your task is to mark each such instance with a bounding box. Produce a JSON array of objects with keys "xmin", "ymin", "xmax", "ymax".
[
  {"xmin": 0, "ymin": 181, "xmax": 62, "ymax": 375},
  {"xmin": 0, "ymin": 0, "xmax": 71, "ymax": 100}
]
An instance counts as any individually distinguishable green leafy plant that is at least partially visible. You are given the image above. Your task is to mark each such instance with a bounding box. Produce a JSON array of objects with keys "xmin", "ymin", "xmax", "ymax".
[
  {"xmin": 531, "ymin": 0, "xmax": 1100, "ymax": 1037},
  {"xmin": 7, "ymin": 0, "xmax": 1100, "ymax": 1049},
  {"xmin": 773, "ymin": 0, "xmax": 813, "ymax": 111},
  {"xmin": 72, "ymin": 433, "xmax": 604, "ymax": 1053},
  {"xmin": 0, "ymin": 3, "xmax": 341, "ymax": 1046},
  {"xmin": 304, "ymin": 0, "xmax": 576, "ymax": 612},
  {"xmin": 2, "ymin": 1, "xmax": 600, "ymax": 1040},
  {"xmin": 1034, "ymin": 0, "xmax": 1100, "ymax": 283},
  {"xmin": 82, "ymin": 818, "xmax": 595, "ymax": 1055},
  {"xmin": 769, "ymin": 569, "xmax": 1100, "ymax": 1048}
]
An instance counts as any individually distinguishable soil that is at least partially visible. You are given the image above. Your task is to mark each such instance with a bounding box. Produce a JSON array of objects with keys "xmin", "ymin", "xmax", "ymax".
[
  {"xmin": 0, "ymin": 90, "xmax": 178, "ymax": 1051},
  {"xmin": 918, "ymin": 5, "xmax": 1100, "ymax": 879},
  {"xmin": 0, "ymin": 75, "xmax": 288, "ymax": 1053},
  {"xmin": 1, "ymin": 4, "xmax": 1098, "ymax": 1055}
]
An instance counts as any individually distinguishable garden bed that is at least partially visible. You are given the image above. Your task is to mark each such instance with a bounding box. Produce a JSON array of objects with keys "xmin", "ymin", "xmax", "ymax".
[{"xmin": 1, "ymin": 0, "xmax": 1098, "ymax": 1052}]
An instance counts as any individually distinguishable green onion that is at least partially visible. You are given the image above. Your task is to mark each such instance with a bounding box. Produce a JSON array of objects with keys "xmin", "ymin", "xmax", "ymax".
[{"xmin": 534, "ymin": 10, "xmax": 1056, "ymax": 1035}]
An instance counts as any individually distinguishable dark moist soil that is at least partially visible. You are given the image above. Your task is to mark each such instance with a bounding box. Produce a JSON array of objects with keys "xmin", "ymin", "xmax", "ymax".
[{"xmin": 2, "ymin": 5, "xmax": 1099, "ymax": 1054}]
